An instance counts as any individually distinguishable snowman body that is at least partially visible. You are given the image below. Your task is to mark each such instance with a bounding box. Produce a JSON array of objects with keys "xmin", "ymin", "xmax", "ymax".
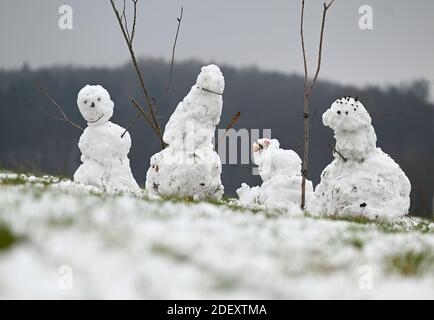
[
  {"xmin": 73, "ymin": 85, "xmax": 140, "ymax": 193},
  {"xmin": 237, "ymin": 138, "xmax": 313, "ymax": 213},
  {"xmin": 145, "ymin": 65, "xmax": 224, "ymax": 200},
  {"xmin": 313, "ymin": 97, "xmax": 411, "ymax": 218}
]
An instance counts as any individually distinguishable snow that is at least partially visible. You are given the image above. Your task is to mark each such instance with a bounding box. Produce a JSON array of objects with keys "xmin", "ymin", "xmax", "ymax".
[
  {"xmin": 73, "ymin": 85, "xmax": 140, "ymax": 193},
  {"xmin": 236, "ymin": 138, "xmax": 313, "ymax": 214},
  {"xmin": 0, "ymin": 172, "xmax": 433, "ymax": 299},
  {"xmin": 146, "ymin": 65, "xmax": 224, "ymax": 200},
  {"xmin": 313, "ymin": 97, "xmax": 411, "ymax": 219}
]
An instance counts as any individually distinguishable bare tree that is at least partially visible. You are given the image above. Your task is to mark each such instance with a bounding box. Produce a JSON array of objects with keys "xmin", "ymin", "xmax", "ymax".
[
  {"xmin": 35, "ymin": 1, "xmax": 183, "ymax": 145},
  {"xmin": 110, "ymin": 0, "xmax": 167, "ymax": 149},
  {"xmin": 299, "ymin": 0, "xmax": 335, "ymax": 209}
]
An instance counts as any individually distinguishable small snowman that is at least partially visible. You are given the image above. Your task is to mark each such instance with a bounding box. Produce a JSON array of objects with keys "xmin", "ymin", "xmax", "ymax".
[
  {"xmin": 313, "ymin": 97, "xmax": 411, "ymax": 219},
  {"xmin": 73, "ymin": 85, "xmax": 140, "ymax": 193},
  {"xmin": 237, "ymin": 138, "xmax": 314, "ymax": 213},
  {"xmin": 145, "ymin": 64, "xmax": 224, "ymax": 200}
]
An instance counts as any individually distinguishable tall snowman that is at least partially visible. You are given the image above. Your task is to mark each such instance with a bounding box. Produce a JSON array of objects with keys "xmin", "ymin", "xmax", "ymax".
[
  {"xmin": 74, "ymin": 85, "xmax": 140, "ymax": 193},
  {"xmin": 146, "ymin": 64, "xmax": 224, "ymax": 200},
  {"xmin": 313, "ymin": 96, "xmax": 411, "ymax": 219}
]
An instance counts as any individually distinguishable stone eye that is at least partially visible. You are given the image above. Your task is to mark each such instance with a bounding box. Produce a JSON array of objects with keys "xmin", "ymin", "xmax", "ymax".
[
  {"xmin": 84, "ymin": 100, "xmax": 87, "ymax": 104},
  {"xmin": 97, "ymin": 97, "xmax": 101, "ymax": 101},
  {"xmin": 337, "ymin": 111, "xmax": 341, "ymax": 115},
  {"xmin": 345, "ymin": 111, "xmax": 348, "ymax": 115},
  {"xmin": 354, "ymin": 108, "xmax": 356, "ymax": 111}
]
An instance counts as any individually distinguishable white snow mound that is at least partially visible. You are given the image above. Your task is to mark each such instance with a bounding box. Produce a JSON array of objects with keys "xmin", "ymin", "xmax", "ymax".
[{"xmin": 1, "ymin": 172, "xmax": 433, "ymax": 299}]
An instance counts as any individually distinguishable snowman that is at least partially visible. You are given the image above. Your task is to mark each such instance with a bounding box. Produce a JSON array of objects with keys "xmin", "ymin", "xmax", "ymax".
[
  {"xmin": 313, "ymin": 96, "xmax": 411, "ymax": 219},
  {"xmin": 73, "ymin": 85, "xmax": 140, "ymax": 193},
  {"xmin": 236, "ymin": 138, "xmax": 314, "ymax": 213},
  {"xmin": 145, "ymin": 64, "xmax": 224, "ymax": 200}
]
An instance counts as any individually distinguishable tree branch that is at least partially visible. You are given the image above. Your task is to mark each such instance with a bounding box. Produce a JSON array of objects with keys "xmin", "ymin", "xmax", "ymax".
[
  {"xmin": 309, "ymin": 0, "xmax": 334, "ymax": 93},
  {"xmin": 328, "ymin": 143, "xmax": 347, "ymax": 162},
  {"xmin": 120, "ymin": 3, "xmax": 184, "ymax": 142},
  {"xmin": 164, "ymin": 6, "xmax": 183, "ymax": 95},
  {"xmin": 110, "ymin": 0, "xmax": 165, "ymax": 149},
  {"xmin": 300, "ymin": 0, "xmax": 308, "ymax": 91},
  {"xmin": 34, "ymin": 84, "xmax": 83, "ymax": 131},
  {"xmin": 131, "ymin": 98, "xmax": 167, "ymax": 148}
]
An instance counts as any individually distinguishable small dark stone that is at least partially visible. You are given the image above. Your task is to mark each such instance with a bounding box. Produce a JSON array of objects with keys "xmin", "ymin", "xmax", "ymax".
[
  {"xmin": 360, "ymin": 203, "xmax": 367, "ymax": 208},
  {"xmin": 337, "ymin": 111, "xmax": 341, "ymax": 114}
]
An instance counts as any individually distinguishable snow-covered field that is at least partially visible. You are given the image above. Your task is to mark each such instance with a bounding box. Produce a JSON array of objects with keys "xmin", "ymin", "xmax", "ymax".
[{"xmin": 0, "ymin": 171, "xmax": 433, "ymax": 299}]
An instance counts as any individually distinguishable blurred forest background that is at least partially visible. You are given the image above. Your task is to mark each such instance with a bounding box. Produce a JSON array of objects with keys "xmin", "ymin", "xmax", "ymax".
[{"xmin": 0, "ymin": 59, "xmax": 433, "ymax": 216}]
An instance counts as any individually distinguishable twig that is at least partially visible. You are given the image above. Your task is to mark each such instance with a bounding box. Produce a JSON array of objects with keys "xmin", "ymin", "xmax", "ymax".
[
  {"xmin": 215, "ymin": 111, "xmax": 241, "ymax": 150},
  {"xmin": 328, "ymin": 143, "xmax": 347, "ymax": 162},
  {"xmin": 123, "ymin": 5, "xmax": 184, "ymax": 137},
  {"xmin": 34, "ymin": 84, "xmax": 83, "ymax": 131},
  {"xmin": 32, "ymin": 101, "xmax": 65, "ymax": 122},
  {"xmin": 131, "ymin": 98, "xmax": 168, "ymax": 148},
  {"xmin": 299, "ymin": 0, "xmax": 335, "ymax": 209},
  {"xmin": 300, "ymin": 0, "xmax": 308, "ymax": 91},
  {"xmin": 130, "ymin": 0, "xmax": 138, "ymax": 42},
  {"xmin": 130, "ymin": 98, "xmax": 158, "ymax": 132},
  {"xmin": 121, "ymin": 111, "xmax": 141, "ymax": 138},
  {"xmin": 110, "ymin": 0, "xmax": 165, "ymax": 149},
  {"xmin": 165, "ymin": 6, "xmax": 183, "ymax": 95},
  {"xmin": 309, "ymin": 0, "xmax": 334, "ymax": 93},
  {"xmin": 405, "ymin": 215, "xmax": 423, "ymax": 225}
]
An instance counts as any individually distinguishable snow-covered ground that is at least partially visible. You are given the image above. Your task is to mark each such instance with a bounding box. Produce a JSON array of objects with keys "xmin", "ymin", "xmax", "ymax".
[{"xmin": 0, "ymin": 171, "xmax": 433, "ymax": 299}]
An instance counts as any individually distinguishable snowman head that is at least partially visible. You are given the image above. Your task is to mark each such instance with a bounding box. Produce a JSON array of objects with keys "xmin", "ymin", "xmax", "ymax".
[
  {"xmin": 77, "ymin": 85, "xmax": 114, "ymax": 126},
  {"xmin": 252, "ymin": 138, "xmax": 279, "ymax": 163},
  {"xmin": 196, "ymin": 64, "xmax": 225, "ymax": 95},
  {"xmin": 323, "ymin": 97, "xmax": 372, "ymax": 132}
]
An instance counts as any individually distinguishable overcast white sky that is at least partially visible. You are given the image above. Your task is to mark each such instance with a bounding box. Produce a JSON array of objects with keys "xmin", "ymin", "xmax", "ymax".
[{"xmin": 1, "ymin": 0, "xmax": 434, "ymax": 97}]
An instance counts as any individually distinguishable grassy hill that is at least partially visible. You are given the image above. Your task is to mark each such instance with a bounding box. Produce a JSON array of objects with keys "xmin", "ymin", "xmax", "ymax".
[{"xmin": 0, "ymin": 170, "xmax": 433, "ymax": 299}]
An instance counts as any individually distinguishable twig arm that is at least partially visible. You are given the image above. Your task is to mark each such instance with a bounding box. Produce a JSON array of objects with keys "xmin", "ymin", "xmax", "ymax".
[{"xmin": 34, "ymin": 84, "xmax": 83, "ymax": 131}]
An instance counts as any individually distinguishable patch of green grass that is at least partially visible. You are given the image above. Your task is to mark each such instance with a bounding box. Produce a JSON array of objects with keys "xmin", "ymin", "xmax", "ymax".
[
  {"xmin": 0, "ymin": 176, "xmax": 28, "ymax": 186},
  {"xmin": 47, "ymin": 217, "xmax": 75, "ymax": 228},
  {"xmin": 386, "ymin": 249, "xmax": 434, "ymax": 276},
  {"xmin": 147, "ymin": 194, "xmax": 267, "ymax": 215},
  {"xmin": 350, "ymin": 237, "xmax": 364, "ymax": 249},
  {"xmin": 304, "ymin": 211, "xmax": 433, "ymax": 235},
  {"xmin": 151, "ymin": 243, "xmax": 190, "ymax": 263},
  {"xmin": 0, "ymin": 225, "xmax": 18, "ymax": 251}
]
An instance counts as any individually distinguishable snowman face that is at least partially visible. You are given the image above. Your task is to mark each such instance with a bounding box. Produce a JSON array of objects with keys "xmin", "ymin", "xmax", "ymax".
[
  {"xmin": 252, "ymin": 138, "xmax": 281, "ymax": 157},
  {"xmin": 323, "ymin": 97, "xmax": 371, "ymax": 132},
  {"xmin": 253, "ymin": 138, "xmax": 271, "ymax": 155},
  {"xmin": 77, "ymin": 85, "xmax": 114, "ymax": 125}
]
